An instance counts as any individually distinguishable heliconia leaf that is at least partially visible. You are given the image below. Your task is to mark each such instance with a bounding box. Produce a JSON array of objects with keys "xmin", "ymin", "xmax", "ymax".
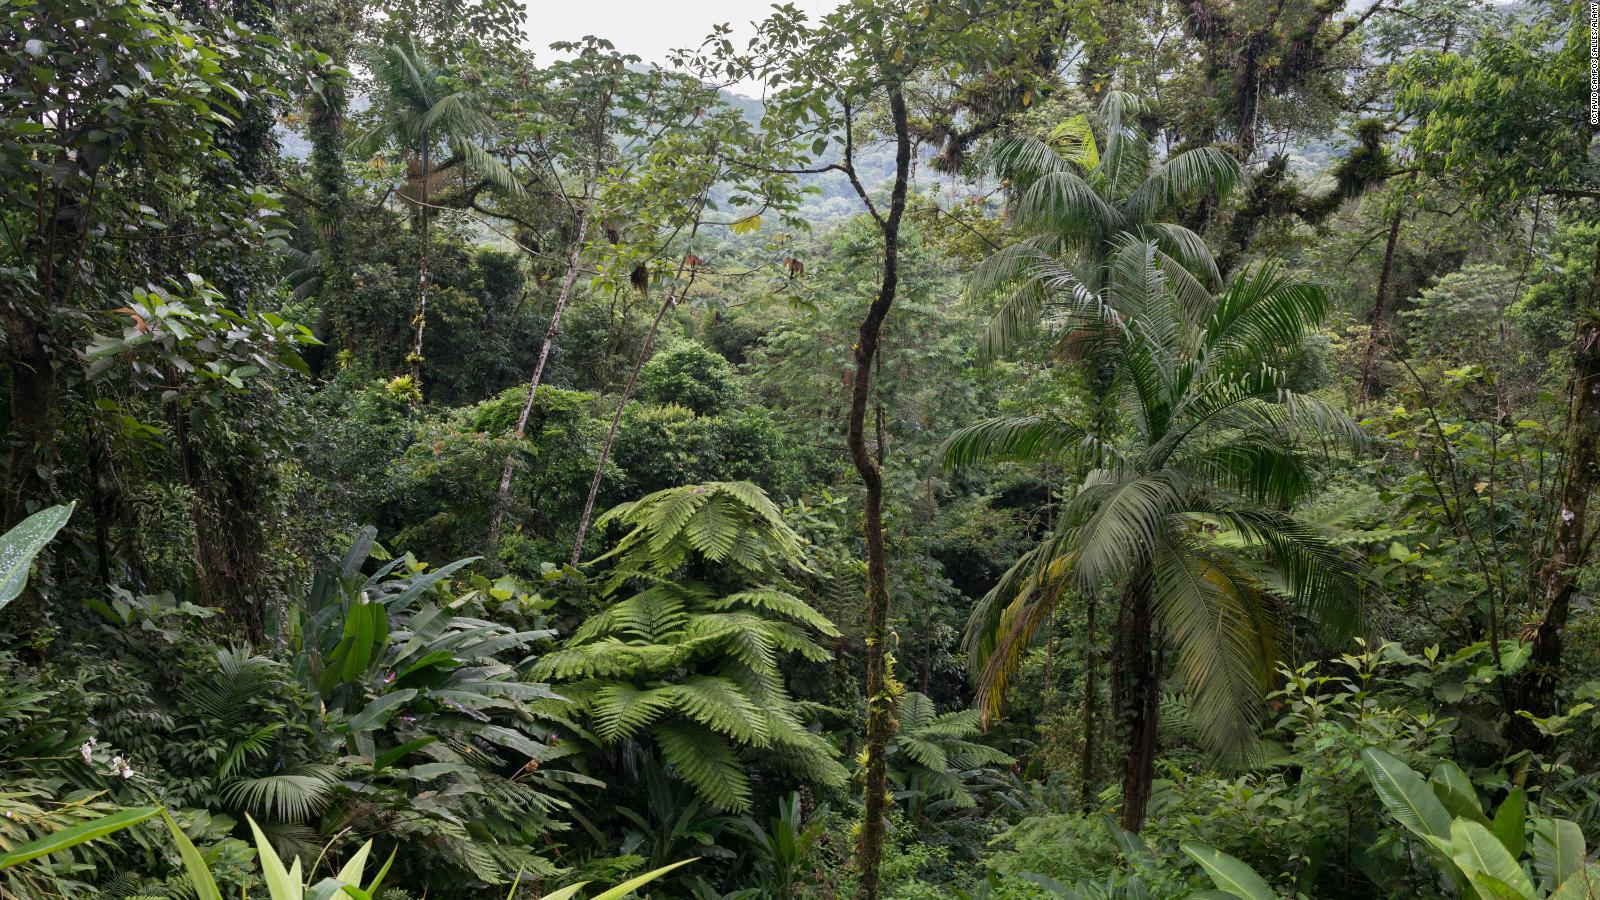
[
  {"xmin": 591, "ymin": 858, "xmax": 698, "ymax": 899},
  {"xmin": 1533, "ymin": 818, "xmax": 1585, "ymax": 889},
  {"xmin": 335, "ymin": 840, "xmax": 372, "ymax": 886},
  {"xmin": 1490, "ymin": 788, "xmax": 1526, "ymax": 859},
  {"xmin": 1551, "ymin": 862, "xmax": 1600, "ymax": 899},
  {"xmin": 1449, "ymin": 819, "xmax": 1533, "ymax": 898},
  {"xmin": 347, "ymin": 689, "xmax": 416, "ymax": 733},
  {"xmin": 1363, "ymin": 747, "xmax": 1452, "ymax": 840},
  {"xmin": 0, "ymin": 502, "xmax": 74, "ymax": 615},
  {"xmin": 1429, "ymin": 761, "xmax": 1490, "ymax": 826},
  {"xmin": 0, "ymin": 805, "xmax": 158, "ymax": 870},
  {"xmin": 1180, "ymin": 843, "xmax": 1278, "ymax": 899}
]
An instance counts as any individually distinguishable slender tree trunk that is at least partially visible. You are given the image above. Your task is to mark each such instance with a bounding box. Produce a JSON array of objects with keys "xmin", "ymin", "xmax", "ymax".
[
  {"xmin": 1079, "ymin": 588, "xmax": 1099, "ymax": 812},
  {"xmin": 2, "ymin": 307, "xmax": 57, "ymax": 643},
  {"xmin": 1358, "ymin": 192, "xmax": 1407, "ymax": 403},
  {"xmin": 489, "ymin": 233, "xmax": 586, "ymax": 549},
  {"xmin": 307, "ymin": 54, "xmax": 351, "ymax": 366},
  {"xmin": 570, "ymin": 265, "xmax": 698, "ymax": 565},
  {"xmin": 1113, "ymin": 571, "xmax": 1158, "ymax": 832},
  {"xmin": 854, "ymin": 87, "xmax": 911, "ymax": 900},
  {"xmin": 570, "ymin": 180, "xmax": 708, "ymax": 564},
  {"xmin": 409, "ymin": 142, "xmax": 431, "ymax": 392},
  {"xmin": 1511, "ymin": 235, "xmax": 1600, "ymax": 744}
]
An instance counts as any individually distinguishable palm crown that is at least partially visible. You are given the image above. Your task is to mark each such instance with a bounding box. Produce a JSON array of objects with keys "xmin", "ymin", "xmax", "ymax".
[
  {"xmin": 946, "ymin": 249, "xmax": 1368, "ymax": 828},
  {"xmin": 972, "ymin": 91, "xmax": 1240, "ymax": 364}
]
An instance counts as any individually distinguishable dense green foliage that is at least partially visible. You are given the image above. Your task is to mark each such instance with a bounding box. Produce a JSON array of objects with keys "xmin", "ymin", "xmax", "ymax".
[{"xmin": 1, "ymin": 0, "xmax": 1597, "ymax": 896}]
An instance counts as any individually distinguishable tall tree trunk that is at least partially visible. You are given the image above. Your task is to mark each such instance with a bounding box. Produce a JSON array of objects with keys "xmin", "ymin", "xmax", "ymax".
[
  {"xmin": 409, "ymin": 142, "xmax": 431, "ymax": 392},
  {"xmin": 1511, "ymin": 235, "xmax": 1600, "ymax": 743},
  {"xmin": 1113, "ymin": 571, "xmax": 1158, "ymax": 832},
  {"xmin": 570, "ymin": 191, "xmax": 708, "ymax": 565},
  {"xmin": 489, "ymin": 98, "xmax": 610, "ymax": 551},
  {"xmin": 853, "ymin": 86, "xmax": 911, "ymax": 900},
  {"xmin": 1079, "ymin": 588, "xmax": 1099, "ymax": 812},
  {"xmin": 2, "ymin": 308, "xmax": 57, "ymax": 642},
  {"xmin": 307, "ymin": 52, "xmax": 351, "ymax": 367},
  {"xmin": 1358, "ymin": 191, "xmax": 1407, "ymax": 403},
  {"xmin": 570, "ymin": 264, "xmax": 699, "ymax": 565},
  {"xmin": 489, "ymin": 233, "xmax": 586, "ymax": 549}
]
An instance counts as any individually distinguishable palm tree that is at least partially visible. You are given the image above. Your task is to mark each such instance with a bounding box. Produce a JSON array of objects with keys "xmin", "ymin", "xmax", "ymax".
[
  {"xmin": 943, "ymin": 258, "xmax": 1368, "ymax": 832},
  {"xmin": 350, "ymin": 39, "xmax": 521, "ymax": 391},
  {"xmin": 973, "ymin": 91, "xmax": 1240, "ymax": 365}
]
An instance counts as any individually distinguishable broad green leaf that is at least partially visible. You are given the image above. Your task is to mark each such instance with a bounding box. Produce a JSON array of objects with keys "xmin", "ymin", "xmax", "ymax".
[
  {"xmin": 363, "ymin": 847, "xmax": 396, "ymax": 897},
  {"xmin": 1180, "ymin": 843, "xmax": 1278, "ymax": 899},
  {"xmin": 1450, "ymin": 819, "xmax": 1533, "ymax": 899},
  {"xmin": 1430, "ymin": 762, "xmax": 1490, "ymax": 825},
  {"xmin": 1491, "ymin": 789, "xmax": 1527, "ymax": 858},
  {"xmin": 0, "ymin": 502, "xmax": 74, "ymax": 614},
  {"xmin": 0, "ymin": 805, "xmax": 158, "ymax": 870},
  {"xmin": 1534, "ymin": 818, "xmax": 1585, "ymax": 888},
  {"xmin": 163, "ymin": 810, "xmax": 224, "ymax": 900},
  {"xmin": 1363, "ymin": 747, "xmax": 1452, "ymax": 839},
  {"xmin": 348, "ymin": 689, "xmax": 416, "ymax": 733},
  {"xmin": 1552, "ymin": 862, "xmax": 1600, "ymax": 900},
  {"xmin": 1472, "ymin": 873, "xmax": 1533, "ymax": 900}
]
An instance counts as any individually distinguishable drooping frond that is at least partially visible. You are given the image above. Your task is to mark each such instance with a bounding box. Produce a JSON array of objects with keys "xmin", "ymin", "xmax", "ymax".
[
  {"xmin": 1151, "ymin": 535, "xmax": 1279, "ymax": 765},
  {"xmin": 940, "ymin": 415, "xmax": 1089, "ymax": 472},
  {"xmin": 1123, "ymin": 146, "xmax": 1242, "ymax": 222},
  {"xmin": 655, "ymin": 721, "xmax": 752, "ymax": 812}
]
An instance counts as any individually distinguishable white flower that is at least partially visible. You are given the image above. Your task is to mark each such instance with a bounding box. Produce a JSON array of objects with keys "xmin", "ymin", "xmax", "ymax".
[
  {"xmin": 109, "ymin": 755, "xmax": 136, "ymax": 780},
  {"xmin": 1562, "ymin": 508, "xmax": 1576, "ymax": 523},
  {"xmin": 79, "ymin": 737, "xmax": 97, "ymax": 765}
]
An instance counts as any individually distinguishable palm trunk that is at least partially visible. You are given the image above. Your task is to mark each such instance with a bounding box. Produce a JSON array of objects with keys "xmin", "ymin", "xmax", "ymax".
[
  {"xmin": 1113, "ymin": 571, "xmax": 1158, "ymax": 832},
  {"xmin": 1358, "ymin": 191, "xmax": 1407, "ymax": 403},
  {"xmin": 853, "ymin": 87, "xmax": 911, "ymax": 900},
  {"xmin": 1511, "ymin": 234, "xmax": 1600, "ymax": 744},
  {"xmin": 1079, "ymin": 588, "xmax": 1099, "ymax": 812}
]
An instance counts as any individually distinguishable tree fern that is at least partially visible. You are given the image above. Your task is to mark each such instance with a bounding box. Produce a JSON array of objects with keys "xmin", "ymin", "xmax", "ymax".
[{"xmin": 539, "ymin": 482, "xmax": 846, "ymax": 812}]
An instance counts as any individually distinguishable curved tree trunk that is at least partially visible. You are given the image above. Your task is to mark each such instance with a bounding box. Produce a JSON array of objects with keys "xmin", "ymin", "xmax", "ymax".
[
  {"xmin": 853, "ymin": 86, "xmax": 910, "ymax": 900},
  {"xmin": 1358, "ymin": 191, "xmax": 1408, "ymax": 403}
]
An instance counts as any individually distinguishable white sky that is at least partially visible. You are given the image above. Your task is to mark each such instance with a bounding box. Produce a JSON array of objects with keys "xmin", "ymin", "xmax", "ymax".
[{"xmin": 523, "ymin": 0, "xmax": 842, "ymax": 92}]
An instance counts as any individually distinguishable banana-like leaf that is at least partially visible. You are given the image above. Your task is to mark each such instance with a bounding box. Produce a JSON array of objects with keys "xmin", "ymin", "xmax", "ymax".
[
  {"xmin": 348, "ymin": 689, "xmax": 417, "ymax": 733},
  {"xmin": 1450, "ymin": 819, "xmax": 1534, "ymax": 898},
  {"xmin": 1552, "ymin": 862, "xmax": 1600, "ymax": 899},
  {"xmin": 1490, "ymin": 789, "xmax": 1527, "ymax": 859},
  {"xmin": 0, "ymin": 804, "xmax": 157, "ymax": 870},
  {"xmin": 0, "ymin": 502, "xmax": 74, "ymax": 614},
  {"xmin": 1180, "ymin": 843, "xmax": 1278, "ymax": 899},
  {"xmin": 1363, "ymin": 747, "xmax": 1452, "ymax": 840},
  {"xmin": 1534, "ymin": 818, "xmax": 1586, "ymax": 889}
]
